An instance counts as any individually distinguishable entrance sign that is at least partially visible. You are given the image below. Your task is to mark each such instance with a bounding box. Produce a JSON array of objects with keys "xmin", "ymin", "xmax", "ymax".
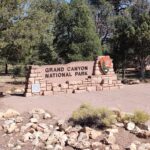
[{"xmin": 24, "ymin": 56, "xmax": 123, "ymax": 97}]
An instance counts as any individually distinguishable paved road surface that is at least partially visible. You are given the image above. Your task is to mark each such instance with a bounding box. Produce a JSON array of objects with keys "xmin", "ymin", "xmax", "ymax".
[{"xmin": 0, "ymin": 84, "xmax": 150, "ymax": 119}]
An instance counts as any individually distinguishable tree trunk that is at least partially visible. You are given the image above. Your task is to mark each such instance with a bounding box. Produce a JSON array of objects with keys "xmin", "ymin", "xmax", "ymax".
[
  {"xmin": 122, "ymin": 65, "xmax": 126, "ymax": 79},
  {"xmin": 140, "ymin": 60, "xmax": 145, "ymax": 80},
  {"xmin": 140, "ymin": 68, "xmax": 145, "ymax": 80},
  {"xmin": 122, "ymin": 56, "xmax": 126, "ymax": 79},
  {"xmin": 5, "ymin": 63, "xmax": 8, "ymax": 74}
]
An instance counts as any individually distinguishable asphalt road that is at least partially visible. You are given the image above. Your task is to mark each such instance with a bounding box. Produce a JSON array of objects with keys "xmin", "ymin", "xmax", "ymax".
[{"xmin": 0, "ymin": 84, "xmax": 150, "ymax": 119}]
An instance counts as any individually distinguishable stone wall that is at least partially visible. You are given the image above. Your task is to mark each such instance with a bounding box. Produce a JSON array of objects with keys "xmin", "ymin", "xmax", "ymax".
[{"xmin": 24, "ymin": 56, "xmax": 123, "ymax": 97}]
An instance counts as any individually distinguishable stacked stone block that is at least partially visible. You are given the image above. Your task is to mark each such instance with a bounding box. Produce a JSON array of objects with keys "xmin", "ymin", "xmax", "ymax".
[{"xmin": 24, "ymin": 56, "xmax": 123, "ymax": 97}]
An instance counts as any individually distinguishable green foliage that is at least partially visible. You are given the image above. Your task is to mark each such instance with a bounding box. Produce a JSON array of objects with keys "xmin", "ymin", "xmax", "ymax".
[
  {"xmin": 132, "ymin": 110, "xmax": 150, "ymax": 124},
  {"xmin": 123, "ymin": 110, "xmax": 150, "ymax": 124},
  {"xmin": 54, "ymin": 0, "xmax": 101, "ymax": 63},
  {"xmin": 71, "ymin": 103, "xmax": 116, "ymax": 128},
  {"xmin": 12, "ymin": 65, "xmax": 26, "ymax": 77}
]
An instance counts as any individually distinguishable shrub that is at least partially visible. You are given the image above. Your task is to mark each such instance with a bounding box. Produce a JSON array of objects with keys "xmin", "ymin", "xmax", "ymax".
[
  {"xmin": 71, "ymin": 103, "xmax": 116, "ymax": 128},
  {"xmin": 123, "ymin": 110, "xmax": 150, "ymax": 124},
  {"xmin": 12, "ymin": 65, "xmax": 25, "ymax": 77},
  {"xmin": 132, "ymin": 110, "xmax": 150, "ymax": 124}
]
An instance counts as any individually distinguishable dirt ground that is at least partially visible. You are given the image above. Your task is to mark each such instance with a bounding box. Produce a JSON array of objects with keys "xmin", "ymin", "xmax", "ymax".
[{"xmin": 0, "ymin": 83, "xmax": 150, "ymax": 121}]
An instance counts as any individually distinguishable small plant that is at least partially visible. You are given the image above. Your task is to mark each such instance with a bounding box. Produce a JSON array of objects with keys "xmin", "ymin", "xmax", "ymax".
[
  {"xmin": 123, "ymin": 110, "xmax": 150, "ymax": 125},
  {"xmin": 132, "ymin": 110, "xmax": 150, "ymax": 124},
  {"xmin": 71, "ymin": 103, "xmax": 116, "ymax": 128}
]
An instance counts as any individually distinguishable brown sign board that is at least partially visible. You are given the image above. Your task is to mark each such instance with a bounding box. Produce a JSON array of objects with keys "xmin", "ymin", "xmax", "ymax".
[{"xmin": 41, "ymin": 61, "xmax": 95, "ymax": 83}]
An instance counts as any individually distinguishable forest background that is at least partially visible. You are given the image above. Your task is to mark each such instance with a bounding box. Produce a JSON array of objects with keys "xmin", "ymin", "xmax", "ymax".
[{"xmin": 0, "ymin": 0, "xmax": 150, "ymax": 79}]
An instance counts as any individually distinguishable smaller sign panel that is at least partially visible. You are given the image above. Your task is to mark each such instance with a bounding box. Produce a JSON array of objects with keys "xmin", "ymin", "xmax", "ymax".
[{"xmin": 32, "ymin": 84, "xmax": 41, "ymax": 93}]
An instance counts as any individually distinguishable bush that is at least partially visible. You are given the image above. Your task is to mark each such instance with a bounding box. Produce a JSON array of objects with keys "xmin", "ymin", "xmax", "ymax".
[
  {"xmin": 12, "ymin": 65, "xmax": 25, "ymax": 77},
  {"xmin": 132, "ymin": 110, "xmax": 150, "ymax": 124},
  {"xmin": 123, "ymin": 110, "xmax": 150, "ymax": 124},
  {"xmin": 71, "ymin": 103, "xmax": 116, "ymax": 128}
]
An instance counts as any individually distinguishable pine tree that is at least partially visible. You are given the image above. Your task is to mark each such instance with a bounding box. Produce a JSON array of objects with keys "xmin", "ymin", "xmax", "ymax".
[{"xmin": 54, "ymin": 0, "xmax": 101, "ymax": 63}]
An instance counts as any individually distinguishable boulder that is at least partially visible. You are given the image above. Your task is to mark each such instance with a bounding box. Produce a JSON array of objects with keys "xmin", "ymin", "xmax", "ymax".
[
  {"xmin": 40, "ymin": 133, "xmax": 50, "ymax": 142},
  {"xmin": 136, "ymin": 130, "xmax": 150, "ymax": 138},
  {"xmin": 30, "ymin": 118, "xmax": 38, "ymax": 123},
  {"xmin": 138, "ymin": 143, "xmax": 150, "ymax": 150},
  {"xmin": 54, "ymin": 144, "xmax": 63, "ymax": 150},
  {"xmin": 15, "ymin": 117, "xmax": 23, "ymax": 123},
  {"xmin": 103, "ymin": 133, "xmax": 116, "ymax": 145},
  {"xmin": 84, "ymin": 127, "xmax": 102, "ymax": 139},
  {"xmin": 43, "ymin": 113, "xmax": 51, "ymax": 119},
  {"xmin": 4, "ymin": 122, "xmax": 17, "ymax": 134},
  {"xmin": 23, "ymin": 132, "xmax": 34, "ymax": 142},
  {"xmin": 126, "ymin": 122, "xmax": 135, "ymax": 131},
  {"xmin": 3, "ymin": 109, "xmax": 20, "ymax": 118},
  {"xmin": 126, "ymin": 143, "xmax": 136, "ymax": 150},
  {"xmin": 111, "ymin": 144, "xmax": 120, "ymax": 150},
  {"xmin": 78, "ymin": 132, "xmax": 89, "ymax": 141},
  {"xmin": 105, "ymin": 128, "xmax": 119, "ymax": 134},
  {"xmin": 32, "ymin": 113, "xmax": 40, "ymax": 120},
  {"xmin": 91, "ymin": 142, "xmax": 103, "ymax": 149}
]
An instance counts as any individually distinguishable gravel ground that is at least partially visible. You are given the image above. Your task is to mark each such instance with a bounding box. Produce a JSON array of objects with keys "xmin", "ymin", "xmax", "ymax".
[{"xmin": 0, "ymin": 84, "xmax": 150, "ymax": 120}]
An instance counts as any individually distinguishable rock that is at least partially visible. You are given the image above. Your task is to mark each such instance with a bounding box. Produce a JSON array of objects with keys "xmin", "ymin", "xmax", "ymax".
[
  {"xmin": 105, "ymin": 146, "xmax": 111, "ymax": 150},
  {"xmin": 30, "ymin": 108, "xmax": 45, "ymax": 115},
  {"xmin": 8, "ymin": 143, "xmax": 15, "ymax": 148},
  {"xmin": 115, "ymin": 123, "xmax": 124, "ymax": 127},
  {"xmin": 103, "ymin": 133, "xmax": 116, "ymax": 145},
  {"xmin": 126, "ymin": 122, "xmax": 135, "ymax": 131},
  {"xmin": 32, "ymin": 113, "xmax": 40, "ymax": 120},
  {"xmin": 4, "ymin": 119, "xmax": 15, "ymax": 125},
  {"xmin": 30, "ymin": 118, "xmax": 38, "ymax": 123},
  {"xmin": 38, "ymin": 123, "xmax": 49, "ymax": 130},
  {"xmin": 43, "ymin": 113, "xmax": 51, "ymax": 119},
  {"xmin": 105, "ymin": 128, "xmax": 119, "ymax": 134},
  {"xmin": 65, "ymin": 125, "xmax": 82, "ymax": 134},
  {"xmin": 84, "ymin": 127, "xmax": 102, "ymax": 139},
  {"xmin": 54, "ymin": 144, "xmax": 63, "ymax": 150},
  {"xmin": 57, "ymin": 119, "xmax": 65, "ymax": 126},
  {"xmin": 5, "ymin": 123, "xmax": 17, "ymax": 133},
  {"xmin": 111, "ymin": 144, "xmax": 120, "ymax": 150},
  {"xmin": 138, "ymin": 143, "xmax": 150, "ymax": 150},
  {"xmin": 47, "ymin": 131, "xmax": 65, "ymax": 145},
  {"xmin": 32, "ymin": 138, "xmax": 39, "ymax": 146},
  {"xmin": 3, "ymin": 109, "xmax": 20, "ymax": 118},
  {"xmin": 13, "ymin": 145, "xmax": 22, "ymax": 150},
  {"xmin": 23, "ymin": 132, "xmax": 34, "ymax": 142},
  {"xmin": 69, "ymin": 131, "xmax": 78, "ymax": 139},
  {"xmin": 45, "ymin": 144, "xmax": 54, "ymax": 150},
  {"xmin": 78, "ymin": 132, "xmax": 89, "ymax": 141},
  {"xmin": 132, "ymin": 126, "xmax": 141, "ymax": 134},
  {"xmin": 15, "ymin": 116, "xmax": 23, "ymax": 123},
  {"xmin": 33, "ymin": 131, "xmax": 43, "ymax": 139},
  {"xmin": 136, "ymin": 130, "xmax": 150, "ymax": 138},
  {"xmin": 15, "ymin": 128, "xmax": 20, "ymax": 133},
  {"xmin": 138, "ymin": 124, "xmax": 150, "ymax": 131},
  {"xmin": 40, "ymin": 133, "xmax": 50, "ymax": 142},
  {"xmin": 91, "ymin": 142, "xmax": 103, "ymax": 149},
  {"xmin": 126, "ymin": 143, "xmax": 136, "ymax": 150}
]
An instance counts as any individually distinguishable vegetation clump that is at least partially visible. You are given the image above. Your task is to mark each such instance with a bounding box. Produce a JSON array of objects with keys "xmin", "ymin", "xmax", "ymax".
[
  {"xmin": 71, "ymin": 103, "xmax": 116, "ymax": 128},
  {"xmin": 123, "ymin": 110, "xmax": 150, "ymax": 125}
]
